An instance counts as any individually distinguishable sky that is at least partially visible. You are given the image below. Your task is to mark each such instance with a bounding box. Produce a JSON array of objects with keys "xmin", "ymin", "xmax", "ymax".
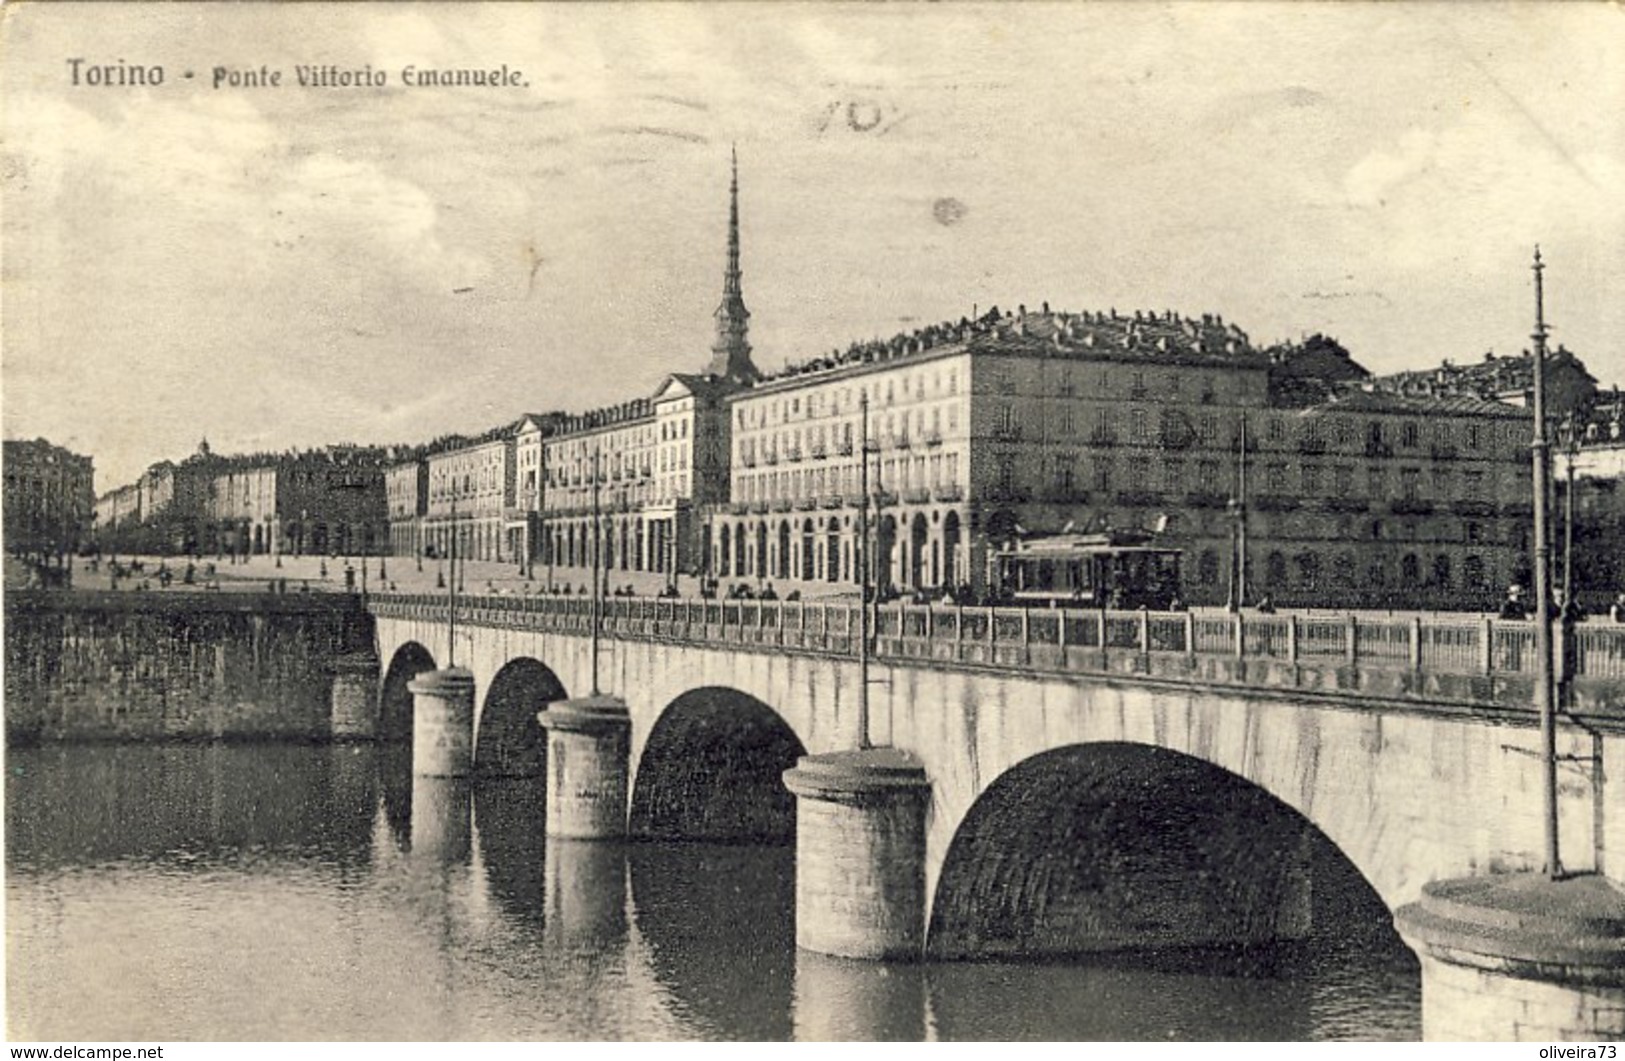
[{"xmin": 3, "ymin": 2, "xmax": 1622, "ymax": 490}]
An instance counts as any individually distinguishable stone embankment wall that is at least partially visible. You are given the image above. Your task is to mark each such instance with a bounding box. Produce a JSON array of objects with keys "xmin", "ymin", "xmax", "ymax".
[{"xmin": 4, "ymin": 591, "xmax": 377, "ymax": 742}]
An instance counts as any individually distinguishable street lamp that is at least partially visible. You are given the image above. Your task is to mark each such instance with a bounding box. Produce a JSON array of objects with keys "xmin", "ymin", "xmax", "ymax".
[{"xmin": 1528, "ymin": 246, "xmax": 1561, "ymax": 880}]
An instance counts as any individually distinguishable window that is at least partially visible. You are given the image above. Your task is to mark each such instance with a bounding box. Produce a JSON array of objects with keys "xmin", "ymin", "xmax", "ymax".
[
  {"xmin": 1164, "ymin": 458, "xmax": 1184, "ymax": 493},
  {"xmin": 1400, "ymin": 468, "xmax": 1421, "ymax": 501},
  {"xmin": 1199, "ymin": 550, "xmax": 1220, "ymax": 586},
  {"xmin": 1130, "ymin": 408, "xmax": 1149, "ymax": 444},
  {"xmin": 996, "ymin": 455, "xmax": 1016, "ymax": 494},
  {"xmin": 1266, "ymin": 551, "xmax": 1287, "ymax": 587},
  {"xmin": 1296, "ymin": 552, "xmax": 1321, "ymax": 589},
  {"xmin": 1402, "ymin": 421, "xmax": 1420, "ymax": 448},
  {"xmin": 1433, "ymin": 554, "xmax": 1452, "ymax": 588},
  {"xmin": 1301, "ymin": 463, "xmax": 1321, "ymax": 495},
  {"xmin": 1267, "ymin": 417, "xmax": 1285, "ymax": 443},
  {"xmin": 1369, "ymin": 465, "xmax": 1387, "ymax": 497}
]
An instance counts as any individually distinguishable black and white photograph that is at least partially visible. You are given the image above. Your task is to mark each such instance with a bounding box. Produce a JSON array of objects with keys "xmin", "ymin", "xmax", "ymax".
[{"xmin": 3, "ymin": 1, "xmax": 1622, "ymax": 1044}]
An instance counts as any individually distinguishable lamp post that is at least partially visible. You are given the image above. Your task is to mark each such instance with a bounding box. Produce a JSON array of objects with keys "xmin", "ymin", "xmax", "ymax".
[
  {"xmin": 591, "ymin": 444, "xmax": 603, "ymax": 695},
  {"xmin": 1528, "ymin": 247, "xmax": 1561, "ymax": 880},
  {"xmin": 857, "ymin": 393, "xmax": 873, "ymax": 751}
]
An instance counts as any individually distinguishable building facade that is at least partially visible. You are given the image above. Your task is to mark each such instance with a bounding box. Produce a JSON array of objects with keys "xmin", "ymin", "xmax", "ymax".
[
  {"xmin": 201, "ymin": 449, "xmax": 389, "ymax": 557},
  {"xmin": 386, "ymin": 459, "xmax": 430, "ymax": 559},
  {"xmin": 708, "ymin": 306, "xmax": 1538, "ymax": 609},
  {"xmin": 4, "ymin": 438, "xmax": 94, "ymax": 565},
  {"xmin": 424, "ymin": 430, "xmax": 517, "ymax": 564}
]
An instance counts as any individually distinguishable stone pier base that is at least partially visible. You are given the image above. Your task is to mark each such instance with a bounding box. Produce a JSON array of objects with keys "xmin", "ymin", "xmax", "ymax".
[
  {"xmin": 1396, "ymin": 873, "xmax": 1625, "ymax": 1041},
  {"xmin": 537, "ymin": 695, "xmax": 630, "ymax": 839},
  {"xmin": 783, "ymin": 748, "xmax": 932, "ymax": 961},
  {"xmin": 409, "ymin": 668, "xmax": 474, "ymax": 778}
]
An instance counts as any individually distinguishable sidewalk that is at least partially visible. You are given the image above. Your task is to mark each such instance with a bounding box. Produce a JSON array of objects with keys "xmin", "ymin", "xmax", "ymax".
[{"xmin": 65, "ymin": 553, "xmax": 862, "ymax": 602}]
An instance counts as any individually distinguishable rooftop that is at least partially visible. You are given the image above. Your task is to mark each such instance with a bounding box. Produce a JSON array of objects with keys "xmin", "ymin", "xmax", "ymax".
[{"xmin": 750, "ymin": 303, "xmax": 1263, "ymax": 391}]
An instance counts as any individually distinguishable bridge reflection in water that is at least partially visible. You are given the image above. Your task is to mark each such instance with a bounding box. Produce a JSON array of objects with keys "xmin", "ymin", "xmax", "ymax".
[{"xmin": 7, "ymin": 743, "xmax": 1419, "ymax": 1041}]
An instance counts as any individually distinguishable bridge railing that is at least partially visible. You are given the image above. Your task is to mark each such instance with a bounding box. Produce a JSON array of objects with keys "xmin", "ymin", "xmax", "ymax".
[{"xmin": 366, "ymin": 592, "xmax": 1625, "ymax": 682}]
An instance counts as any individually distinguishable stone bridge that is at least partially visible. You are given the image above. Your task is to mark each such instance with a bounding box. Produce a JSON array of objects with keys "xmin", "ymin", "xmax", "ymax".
[{"xmin": 368, "ymin": 592, "xmax": 1625, "ymax": 1040}]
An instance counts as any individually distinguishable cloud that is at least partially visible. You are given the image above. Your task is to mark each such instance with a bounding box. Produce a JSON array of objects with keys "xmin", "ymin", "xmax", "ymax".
[{"xmin": 1343, "ymin": 128, "xmax": 1438, "ymax": 208}]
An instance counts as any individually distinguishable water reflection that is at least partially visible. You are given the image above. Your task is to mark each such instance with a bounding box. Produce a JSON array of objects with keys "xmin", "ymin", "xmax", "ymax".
[
  {"xmin": 795, "ymin": 952, "xmax": 925, "ymax": 1041},
  {"xmin": 472, "ymin": 778, "xmax": 547, "ymax": 925},
  {"xmin": 545, "ymin": 839, "xmax": 627, "ymax": 949},
  {"xmin": 628, "ymin": 843, "xmax": 796, "ymax": 1040},
  {"xmin": 7, "ymin": 744, "xmax": 1418, "ymax": 1041},
  {"xmin": 410, "ymin": 777, "xmax": 471, "ymax": 863}
]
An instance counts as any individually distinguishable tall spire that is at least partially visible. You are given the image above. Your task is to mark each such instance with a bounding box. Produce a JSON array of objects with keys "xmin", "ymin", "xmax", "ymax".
[{"xmin": 708, "ymin": 145, "xmax": 757, "ymax": 383}]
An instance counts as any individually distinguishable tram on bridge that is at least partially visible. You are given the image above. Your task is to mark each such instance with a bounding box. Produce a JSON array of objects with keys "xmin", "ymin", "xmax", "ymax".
[{"xmin": 992, "ymin": 530, "xmax": 1182, "ymax": 610}]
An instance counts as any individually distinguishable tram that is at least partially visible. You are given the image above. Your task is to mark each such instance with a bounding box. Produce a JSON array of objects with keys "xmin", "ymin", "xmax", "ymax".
[{"xmin": 992, "ymin": 530, "xmax": 1183, "ymax": 609}]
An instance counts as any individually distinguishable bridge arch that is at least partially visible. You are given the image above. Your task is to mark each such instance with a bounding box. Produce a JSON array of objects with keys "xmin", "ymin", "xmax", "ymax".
[
  {"xmin": 926, "ymin": 742, "xmax": 1405, "ymax": 964},
  {"xmin": 475, "ymin": 657, "xmax": 567, "ymax": 778},
  {"xmin": 629, "ymin": 687, "xmax": 807, "ymax": 843},
  {"xmin": 379, "ymin": 641, "xmax": 436, "ymax": 742}
]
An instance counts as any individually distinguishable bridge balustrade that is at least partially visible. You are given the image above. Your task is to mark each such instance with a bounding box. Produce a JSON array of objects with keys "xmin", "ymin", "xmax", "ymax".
[
  {"xmin": 1419, "ymin": 621, "xmax": 1481, "ymax": 674},
  {"xmin": 1192, "ymin": 615, "xmax": 1233, "ymax": 655},
  {"xmin": 1356, "ymin": 620, "xmax": 1411, "ymax": 665},
  {"xmin": 366, "ymin": 592, "xmax": 1625, "ymax": 685},
  {"xmin": 1577, "ymin": 626, "xmax": 1625, "ymax": 679}
]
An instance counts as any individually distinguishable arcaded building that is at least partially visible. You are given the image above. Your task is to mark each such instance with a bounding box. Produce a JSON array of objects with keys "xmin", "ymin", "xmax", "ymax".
[{"xmin": 707, "ymin": 306, "xmax": 1538, "ymax": 609}]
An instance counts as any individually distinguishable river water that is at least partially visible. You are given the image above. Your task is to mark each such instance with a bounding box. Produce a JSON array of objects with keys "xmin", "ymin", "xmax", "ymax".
[{"xmin": 7, "ymin": 744, "xmax": 1420, "ymax": 1041}]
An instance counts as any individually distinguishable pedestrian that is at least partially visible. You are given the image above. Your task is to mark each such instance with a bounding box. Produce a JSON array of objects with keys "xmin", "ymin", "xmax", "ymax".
[{"xmin": 1611, "ymin": 593, "xmax": 1625, "ymax": 624}]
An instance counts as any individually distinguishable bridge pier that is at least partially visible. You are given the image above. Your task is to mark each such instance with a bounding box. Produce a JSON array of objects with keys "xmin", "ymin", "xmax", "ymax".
[
  {"xmin": 537, "ymin": 695, "xmax": 631, "ymax": 839},
  {"xmin": 1396, "ymin": 874, "xmax": 1625, "ymax": 1042},
  {"xmin": 409, "ymin": 668, "xmax": 475, "ymax": 777},
  {"xmin": 329, "ymin": 653, "xmax": 379, "ymax": 740},
  {"xmin": 783, "ymin": 749, "xmax": 932, "ymax": 961}
]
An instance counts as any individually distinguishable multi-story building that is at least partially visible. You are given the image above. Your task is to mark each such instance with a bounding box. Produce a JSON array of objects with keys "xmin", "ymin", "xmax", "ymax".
[
  {"xmin": 712, "ymin": 305, "xmax": 1268, "ymax": 597},
  {"xmin": 540, "ymin": 153, "xmax": 755, "ymax": 582},
  {"xmin": 208, "ymin": 465, "xmax": 279, "ymax": 555},
  {"xmin": 94, "ymin": 482, "xmax": 143, "ymax": 545},
  {"xmin": 4, "ymin": 438, "xmax": 94, "ymax": 566},
  {"xmin": 203, "ymin": 448, "xmax": 389, "ymax": 557},
  {"xmin": 385, "ymin": 458, "xmax": 430, "ymax": 558},
  {"xmin": 424, "ymin": 427, "xmax": 518, "ymax": 563},
  {"xmin": 707, "ymin": 306, "xmax": 1539, "ymax": 608},
  {"xmin": 1559, "ymin": 390, "xmax": 1625, "ymax": 606},
  {"xmin": 1244, "ymin": 386, "xmax": 1531, "ymax": 609}
]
